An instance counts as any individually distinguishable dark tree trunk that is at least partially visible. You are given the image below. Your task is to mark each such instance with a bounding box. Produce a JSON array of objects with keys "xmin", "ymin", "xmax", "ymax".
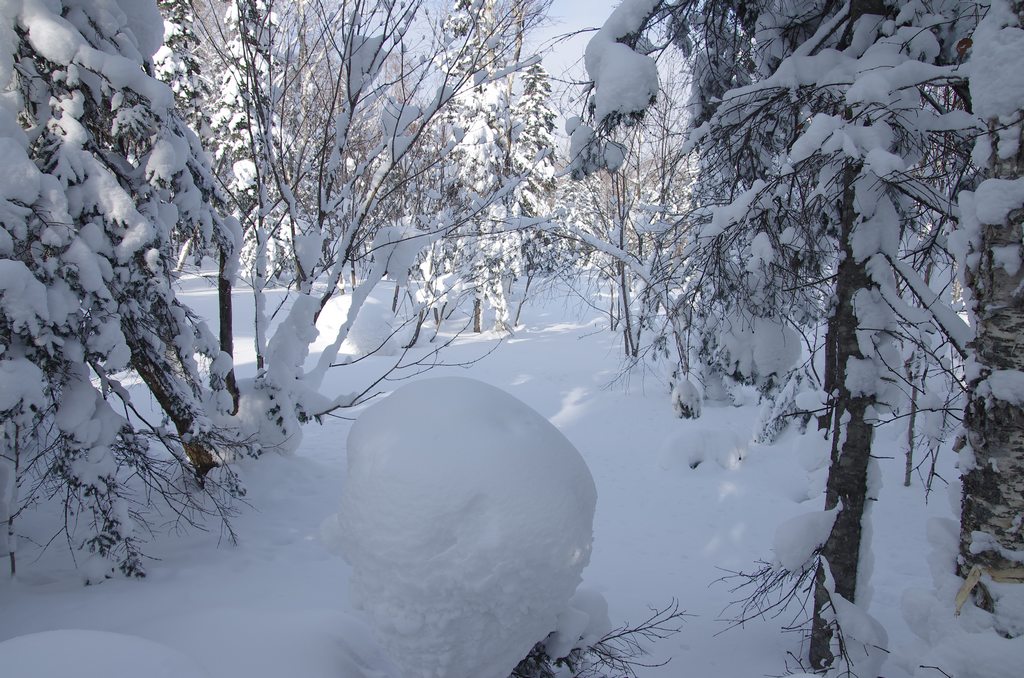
[
  {"xmin": 609, "ymin": 281, "xmax": 618, "ymax": 331},
  {"xmin": 810, "ymin": 161, "xmax": 876, "ymax": 670},
  {"xmin": 618, "ymin": 261, "xmax": 635, "ymax": 357},
  {"xmin": 905, "ymin": 358, "xmax": 920, "ymax": 488},
  {"xmin": 219, "ymin": 249, "xmax": 240, "ymax": 415},
  {"xmin": 127, "ymin": 330, "xmax": 219, "ymax": 477},
  {"xmin": 431, "ymin": 302, "xmax": 447, "ymax": 343},
  {"xmin": 405, "ymin": 309, "xmax": 426, "ymax": 349},
  {"xmin": 513, "ymin": 273, "xmax": 533, "ymax": 327},
  {"xmin": 818, "ymin": 318, "xmax": 837, "ymax": 432},
  {"xmin": 473, "ymin": 297, "xmax": 483, "ymax": 334}
]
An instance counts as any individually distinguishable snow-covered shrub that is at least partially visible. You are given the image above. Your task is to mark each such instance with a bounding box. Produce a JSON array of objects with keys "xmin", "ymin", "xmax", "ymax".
[
  {"xmin": 669, "ymin": 372, "xmax": 702, "ymax": 420},
  {"xmin": 703, "ymin": 314, "xmax": 802, "ymax": 396},
  {"xmin": 329, "ymin": 377, "xmax": 597, "ymax": 678},
  {"xmin": 341, "ymin": 296, "xmax": 414, "ymax": 357},
  {"xmin": 511, "ymin": 593, "xmax": 688, "ymax": 678},
  {"xmin": 754, "ymin": 365, "xmax": 820, "ymax": 444},
  {"xmin": 511, "ymin": 589, "xmax": 611, "ymax": 677}
]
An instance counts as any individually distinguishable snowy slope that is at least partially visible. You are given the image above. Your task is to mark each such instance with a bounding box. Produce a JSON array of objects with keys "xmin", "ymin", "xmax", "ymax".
[{"xmin": 0, "ymin": 271, "xmax": 966, "ymax": 678}]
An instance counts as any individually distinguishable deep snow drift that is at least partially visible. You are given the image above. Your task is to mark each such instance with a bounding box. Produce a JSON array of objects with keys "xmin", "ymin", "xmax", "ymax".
[{"xmin": 327, "ymin": 376, "xmax": 597, "ymax": 678}]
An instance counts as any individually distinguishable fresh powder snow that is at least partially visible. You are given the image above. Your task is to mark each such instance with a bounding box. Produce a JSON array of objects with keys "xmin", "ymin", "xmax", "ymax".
[
  {"xmin": 0, "ymin": 630, "xmax": 208, "ymax": 678},
  {"xmin": 4, "ymin": 1, "xmax": 1024, "ymax": 677},
  {"xmin": 327, "ymin": 376, "xmax": 597, "ymax": 678},
  {"xmin": 0, "ymin": 271, "xmax": 1018, "ymax": 678}
]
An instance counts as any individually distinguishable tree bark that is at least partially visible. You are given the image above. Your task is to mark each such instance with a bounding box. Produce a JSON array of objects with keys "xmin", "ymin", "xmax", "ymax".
[
  {"xmin": 219, "ymin": 249, "xmax": 240, "ymax": 415},
  {"xmin": 431, "ymin": 302, "xmax": 447, "ymax": 343},
  {"xmin": 6, "ymin": 426, "xmax": 19, "ymax": 577},
  {"xmin": 405, "ymin": 309, "xmax": 426, "ymax": 349},
  {"xmin": 618, "ymin": 261, "xmax": 635, "ymax": 357},
  {"xmin": 960, "ymin": 19, "xmax": 1024, "ymax": 583},
  {"xmin": 123, "ymin": 291, "xmax": 220, "ymax": 478},
  {"xmin": 905, "ymin": 358, "xmax": 920, "ymax": 488},
  {"xmin": 513, "ymin": 273, "xmax": 532, "ymax": 327},
  {"xmin": 811, "ymin": 161, "xmax": 876, "ymax": 670},
  {"xmin": 128, "ymin": 339, "xmax": 219, "ymax": 477}
]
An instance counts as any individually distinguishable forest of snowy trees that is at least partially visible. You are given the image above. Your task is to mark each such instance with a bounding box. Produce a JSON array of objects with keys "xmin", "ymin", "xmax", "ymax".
[{"xmin": 1, "ymin": 0, "xmax": 1023, "ymax": 677}]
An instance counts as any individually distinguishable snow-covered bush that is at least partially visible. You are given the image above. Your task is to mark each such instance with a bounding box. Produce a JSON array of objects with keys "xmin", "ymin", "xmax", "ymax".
[
  {"xmin": 328, "ymin": 377, "xmax": 597, "ymax": 678},
  {"xmin": 754, "ymin": 365, "xmax": 820, "ymax": 444}
]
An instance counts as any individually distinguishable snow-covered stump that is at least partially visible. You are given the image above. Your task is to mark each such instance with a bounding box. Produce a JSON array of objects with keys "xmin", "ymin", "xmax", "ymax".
[{"xmin": 329, "ymin": 377, "xmax": 597, "ymax": 678}]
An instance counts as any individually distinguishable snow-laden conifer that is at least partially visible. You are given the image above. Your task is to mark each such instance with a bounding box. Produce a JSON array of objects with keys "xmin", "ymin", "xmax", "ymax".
[
  {"xmin": 0, "ymin": 0, "xmax": 243, "ymax": 578},
  {"xmin": 577, "ymin": 0, "xmax": 979, "ymax": 671}
]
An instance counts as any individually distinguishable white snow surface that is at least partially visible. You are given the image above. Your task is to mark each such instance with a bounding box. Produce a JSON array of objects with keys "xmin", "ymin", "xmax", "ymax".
[
  {"xmin": 329, "ymin": 376, "xmax": 597, "ymax": 678},
  {"xmin": 0, "ymin": 629, "xmax": 208, "ymax": 678},
  {"xmin": 1, "ymin": 270, "xmax": 1019, "ymax": 678},
  {"xmin": 114, "ymin": 0, "xmax": 164, "ymax": 58}
]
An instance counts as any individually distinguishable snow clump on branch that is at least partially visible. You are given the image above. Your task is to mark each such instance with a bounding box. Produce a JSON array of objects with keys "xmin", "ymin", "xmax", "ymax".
[{"xmin": 583, "ymin": 0, "xmax": 660, "ymax": 128}]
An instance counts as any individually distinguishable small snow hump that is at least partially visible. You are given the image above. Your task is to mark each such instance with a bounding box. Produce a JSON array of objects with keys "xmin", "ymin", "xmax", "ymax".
[
  {"xmin": 659, "ymin": 426, "xmax": 749, "ymax": 472},
  {"xmin": 331, "ymin": 376, "xmax": 598, "ymax": 678}
]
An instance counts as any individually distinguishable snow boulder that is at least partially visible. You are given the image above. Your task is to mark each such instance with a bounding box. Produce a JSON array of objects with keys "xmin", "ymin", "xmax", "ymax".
[
  {"xmin": 331, "ymin": 376, "xmax": 598, "ymax": 678},
  {"xmin": 0, "ymin": 630, "xmax": 208, "ymax": 678}
]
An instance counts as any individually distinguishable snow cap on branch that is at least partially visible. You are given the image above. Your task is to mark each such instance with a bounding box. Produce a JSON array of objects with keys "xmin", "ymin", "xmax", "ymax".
[{"xmin": 584, "ymin": 0, "xmax": 660, "ymax": 128}]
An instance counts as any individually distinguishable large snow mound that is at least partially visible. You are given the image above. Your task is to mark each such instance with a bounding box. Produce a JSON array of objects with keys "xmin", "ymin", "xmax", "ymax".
[
  {"xmin": 330, "ymin": 376, "xmax": 598, "ymax": 678},
  {"xmin": 0, "ymin": 629, "xmax": 208, "ymax": 678}
]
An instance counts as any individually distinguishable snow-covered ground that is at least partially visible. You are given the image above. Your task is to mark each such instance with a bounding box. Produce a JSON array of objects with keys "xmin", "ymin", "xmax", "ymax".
[{"xmin": 0, "ymin": 271, "xmax": 964, "ymax": 677}]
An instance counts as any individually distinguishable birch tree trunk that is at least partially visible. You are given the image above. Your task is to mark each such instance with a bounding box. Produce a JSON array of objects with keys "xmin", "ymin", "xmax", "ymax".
[{"xmin": 960, "ymin": 0, "xmax": 1024, "ymax": 586}]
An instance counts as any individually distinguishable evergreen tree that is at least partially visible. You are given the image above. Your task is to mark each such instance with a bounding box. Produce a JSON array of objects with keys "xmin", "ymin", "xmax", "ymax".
[
  {"xmin": 202, "ymin": 0, "xmax": 280, "ymax": 371},
  {"xmin": 441, "ymin": 0, "xmax": 556, "ymax": 332},
  {"xmin": 0, "ymin": 0, "xmax": 243, "ymax": 577},
  {"xmin": 513, "ymin": 63, "xmax": 557, "ymax": 219},
  {"xmin": 155, "ymin": 0, "xmax": 210, "ymax": 134},
  {"xmin": 511, "ymin": 62, "xmax": 562, "ymax": 304}
]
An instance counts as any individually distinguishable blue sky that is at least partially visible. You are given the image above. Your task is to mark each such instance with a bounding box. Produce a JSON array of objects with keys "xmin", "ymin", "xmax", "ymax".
[
  {"xmin": 533, "ymin": 0, "xmax": 613, "ymax": 80},
  {"xmin": 529, "ymin": 0, "xmax": 615, "ymax": 128}
]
